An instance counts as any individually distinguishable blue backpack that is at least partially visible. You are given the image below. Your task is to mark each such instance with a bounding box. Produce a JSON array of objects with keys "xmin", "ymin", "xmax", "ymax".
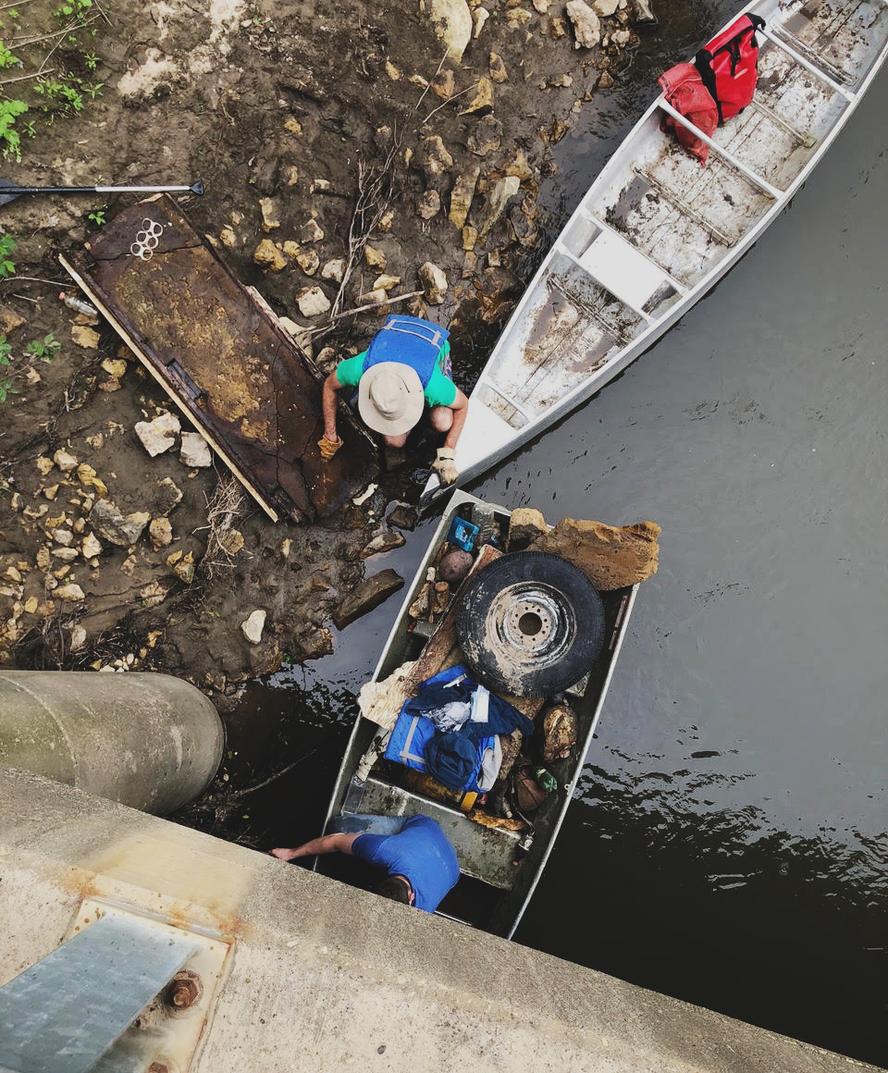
[{"xmin": 363, "ymin": 315, "xmax": 449, "ymax": 388}]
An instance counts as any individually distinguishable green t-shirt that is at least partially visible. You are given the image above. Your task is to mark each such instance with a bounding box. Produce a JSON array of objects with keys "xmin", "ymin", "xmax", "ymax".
[{"xmin": 335, "ymin": 341, "xmax": 457, "ymax": 409}]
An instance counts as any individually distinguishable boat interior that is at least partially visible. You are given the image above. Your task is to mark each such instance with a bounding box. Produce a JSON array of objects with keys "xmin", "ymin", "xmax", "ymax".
[
  {"xmin": 471, "ymin": 0, "xmax": 887, "ymax": 433},
  {"xmin": 321, "ymin": 493, "xmax": 636, "ymax": 936}
]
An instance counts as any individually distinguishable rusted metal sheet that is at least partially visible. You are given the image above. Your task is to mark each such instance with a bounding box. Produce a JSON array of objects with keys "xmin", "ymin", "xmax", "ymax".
[{"xmin": 61, "ymin": 197, "xmax": 376, "ymax": 522}]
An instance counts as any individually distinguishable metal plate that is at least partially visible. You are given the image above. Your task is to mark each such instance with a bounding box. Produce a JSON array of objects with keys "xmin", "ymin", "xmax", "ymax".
[{"xmin": 62, "ymin": 197, "xmax": 376, "ymax": 523}]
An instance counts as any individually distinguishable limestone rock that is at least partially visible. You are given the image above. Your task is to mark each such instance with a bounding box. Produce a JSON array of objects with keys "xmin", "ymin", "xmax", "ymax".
[
  {"xmin": 52, "ymin": 546, "xmax": 79, "ymax": 562},
  {"xmin": 219, "ymin": 225, "xmax": 238, "ymax": 249},
  {"xmin": 69, "ymin": 624, "xmax": 87, "ymax": 652},
  {"xmin": 54, "ymin": 583, "xmax": 85, "ymax": 602},
  {"xmin": 508, "ymin": 507, "xmax": 548, "ymax": 548},
  {"xmin": 505, "ymin": 149, "xmax": 534, "ymax": 182},
  {"xmin": 321, "ymin": 258, "xmax": 345, "ymax": 283},
  {"xmin": 89, "ymin": 500, "xmax": 150, "ymax": 547},
  {"xmin": 285, "ymin": 166, "xmax": 300, "ymax": 187},
  {"xmin": 300, "ymin": 218, "xmax": 324, "ymax": 243},
  {"xmin": 81, "ymin": 532, "xmax": 102, "ymax": 559},
  {"xmin": 284, "ymin": 116, "xmax": 302, "ymax": 135},
  {"xmin": 53, "ymin": 449, "xmax": 78, "ymax": 473},
  {"xmin": 361, "ymin": 526, "xmax": 406, "ymax": 558},
  {"xmin": 36, "ymin": 456, "xmax": 55, "ymax": 476},
  {"xmin": 51, "ymin": 528, "xmax": 73, "ymax": 547},
  {"xmin": 593, "ymin": 0, "xmax": 619, "ymax": 13},
  {"xmin": 259, "ymin": 197, "xmax": 281, "ymax": 232},
  {"xmin": 472, "ymin": 5, "xmax": 490, "ymax": 38},
  {"xmin": 179, "ymin": 431, "xmax": 212, "ymax": 468},
  {"xmin": 478, "ymin": 176, "xmax": 521, "ymax": 239},
  {"xmin": 71, "ymin": 324, "xmax": 100, "ymax": 349},
  {"xmin": 431, "ymin": 68, "xmax": 456, "ymax": 100},
  {"xmin": 149, "ymin": 517, "xmax": 173, "ymax": 550},
  {"xmin": 531, "ymin": 517, "xmax": 660, "ymax": 590},
  {"xmin": 135, "ymin": 411, "xmax": 181, "ymax": 457},
  {"xmin": 419, "ymin": 262, "xmax": 448, "ymax": 305},
  {"xmin": 459, "ymin": 76, "xmax": 494, "ymax": 117},
  {"xmin": 77, "ymin": 464, "xmax": 107, "ymax": 499},
  {"xmin": 566, "ymin": 0, "xmax": 601, "ymax": 46},
  {"xmin": 364, "ymin": 245, "xmax": 387, "ymax": 269},
  {"xmin": 241, "ymin": 608, "xmax": 267, "ymax": 645},
  {"xmin": 101, "ymin": 358, "xmax": 127, "ymax": 380},
  {"xmin": 385, "ymin": 59, "xmax": 401, "ymax": 80},
  {"xmin": 631, "ymin": 0, "xmax": 658, "ymax": 27},
  {"xmin": 532, "ymin": 0, "xmax": 549, "ymax": 11},
  {"xmin": 426, "ymin": 0, "xmax": 472, "ymax": 61},
  {"xmin": 334, "ymin": 568, "xmax": 404, "ymax": 629},
  {"xmin": 0, "ymin": 304, "xmax": 24, "ymax": 333},
  {"xmin": 467, "ymin": 114, "xmax": 503, "ymax": 157},
  {"xmin": 297, "ymin": 286, "xmax": 331, "ymax": 318},
  {"xmin": 418, "ymin": 189, "xmax": 442, "ymax": 220},
  {"xmin": 373, "ymin": 274, "xmax": 401, "ymax": 292},
  {"xmin": 449, "ymin": 166, "xmax": 480, "ymax": 230},
  {"xmin": 419, "ymin": 136, "xmax": 454, "ymax": 182},
  {"xmin": 152, "ymin": 477, "xmax": 183, "ymax": 516},
  {"xmin": 173, "ymin": 551, "xmax": 195, "ymax": 584},
  {"xmin": 488, "ymin": 52, "xmax": 508, "ymax": 83},
  {"xmin": 254, "ymin": 239, "xmax": 287, "ymax": 272},
  {"xmin": 296, "ymin": 248, "xmax": 320, "ymax": 275},
  {"xmin": 462, "ymin": 225, "xmax": 478, "ymax": 251}
]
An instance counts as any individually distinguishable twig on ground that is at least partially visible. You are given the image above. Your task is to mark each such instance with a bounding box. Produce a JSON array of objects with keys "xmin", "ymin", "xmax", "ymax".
[
  {"xmin": 0, "ymin": 276, "xmax": 75, "ymax": 288},
  {"xmin": 193, "ymin": 475, "xmax": 247, "ymax": 581},
  {"xmin": 423, "ymin": 81, "xmax": 479, "ymax": 124},
  {"xmin": 303, "ymin": 290, "xmax": 423, "ymax": 334},
  {"xmin": 0, "ymin": 67, "xmax": 56, "ymax": 86}
]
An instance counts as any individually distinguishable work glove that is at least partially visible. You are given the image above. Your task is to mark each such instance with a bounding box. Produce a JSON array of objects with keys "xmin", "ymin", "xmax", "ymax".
[
  {"xmin": 317, "ymin": 434, "xmax": 342, "ymax": 461},
  {"xmin": 431, "ymin": 447, "xmax": 459, "ymax": 487}
]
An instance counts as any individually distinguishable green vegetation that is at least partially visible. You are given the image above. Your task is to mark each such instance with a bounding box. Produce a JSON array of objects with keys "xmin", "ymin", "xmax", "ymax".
[
  {"xmin": 0, "ymin": 0, "xmax": 104, "ymax": 159},
  {"xmin": 25, "ymin": 331, "xmax": 61, "ymax": 362},
  {"xmin": 86, "ymin": 208, "xmax": 105, "ymax": 226},
  {"xmin": 0, "ymin": 234, "xmax": 16, "ymax": 279}
]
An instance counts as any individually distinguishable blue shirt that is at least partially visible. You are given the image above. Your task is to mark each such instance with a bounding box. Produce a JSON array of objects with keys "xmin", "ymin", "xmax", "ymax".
[{"xmin": 352, "ymin": 815, "xmax": 460, "ymax": 912}]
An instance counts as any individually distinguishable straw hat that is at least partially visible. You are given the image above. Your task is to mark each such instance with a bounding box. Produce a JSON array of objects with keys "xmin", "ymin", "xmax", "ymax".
[{"xmin": 358, "ymin": 362, "xmax": 425, "ymax": 437}]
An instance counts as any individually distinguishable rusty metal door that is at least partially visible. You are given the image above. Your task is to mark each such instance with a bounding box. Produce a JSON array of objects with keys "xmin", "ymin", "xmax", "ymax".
[{"xmin": 62, "ymin": 198, "xmax": 376, "ymax": 523}]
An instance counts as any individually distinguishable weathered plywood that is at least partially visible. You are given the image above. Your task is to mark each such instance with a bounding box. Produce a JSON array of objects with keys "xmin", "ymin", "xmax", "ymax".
[{"xmin": 63, "ymin": 198, "xmax": 376, "ymax": 522}]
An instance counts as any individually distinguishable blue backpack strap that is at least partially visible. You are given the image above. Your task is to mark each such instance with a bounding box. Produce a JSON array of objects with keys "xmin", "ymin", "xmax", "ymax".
[{"xmin": 364, "ymin": 315, "xmax": 449, "ymax": 388}]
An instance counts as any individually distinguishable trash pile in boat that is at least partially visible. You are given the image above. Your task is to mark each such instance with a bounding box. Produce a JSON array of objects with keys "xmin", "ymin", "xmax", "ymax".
[{"xmin": 354, "ymin": 501, "xmax": 660, "ymax": 847}]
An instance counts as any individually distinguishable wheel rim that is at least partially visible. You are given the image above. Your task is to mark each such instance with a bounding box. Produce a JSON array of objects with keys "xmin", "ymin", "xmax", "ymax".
[{"xmin": 483, "ymin": 581, "xmax": 577, "ymax": 678}]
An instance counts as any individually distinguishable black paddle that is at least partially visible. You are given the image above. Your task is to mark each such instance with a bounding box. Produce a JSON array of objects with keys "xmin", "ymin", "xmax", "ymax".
[{"xmin": 0, "ymin": 178, "xmax": 205, "ymax": 207}]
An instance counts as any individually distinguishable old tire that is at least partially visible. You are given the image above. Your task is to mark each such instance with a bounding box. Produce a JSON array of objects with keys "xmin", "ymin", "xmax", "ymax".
[{"xmin": 455, "ymin": 552, "xmax": 605, "ymax": 696}]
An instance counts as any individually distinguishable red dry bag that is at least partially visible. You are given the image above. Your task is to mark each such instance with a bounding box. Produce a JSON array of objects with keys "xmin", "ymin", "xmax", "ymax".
[
  {"xmin": 658, "ymin": 62, "xmax": 719, "ymax": 165},
  {"xmin": 695, "ymin": 13, "xmax": 765, "ymax": 125}
]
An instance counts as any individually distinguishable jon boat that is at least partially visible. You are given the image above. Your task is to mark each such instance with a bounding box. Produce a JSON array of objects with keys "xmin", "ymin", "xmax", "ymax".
[
  {"xmin": 425, "ymin": 0, "xmax": 888, "ymax": 496},
  {"xmin": 319, "ymin": 491, "xmax": 639, "ymax": 937}
]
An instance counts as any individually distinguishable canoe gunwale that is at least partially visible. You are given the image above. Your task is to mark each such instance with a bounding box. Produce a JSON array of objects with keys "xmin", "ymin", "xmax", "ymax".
[{"xmin": 423, "ymin": 0, "xmax": 888, "ymax": 502}]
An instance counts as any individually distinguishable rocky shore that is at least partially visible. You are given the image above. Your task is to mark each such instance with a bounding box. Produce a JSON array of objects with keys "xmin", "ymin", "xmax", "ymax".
[{"xmin": 0, "ymin": 0, "xmax": 653, "ymax": 694}]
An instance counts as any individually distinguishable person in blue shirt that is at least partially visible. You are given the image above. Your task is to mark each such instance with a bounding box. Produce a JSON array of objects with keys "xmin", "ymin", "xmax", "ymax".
[
  {"xmin": 270, "ymin": 814, "xmax": 460, "ymax": 912},
  {"xmin": 317, "ymin": 315, "xmax": 468, "ymax": 486}
]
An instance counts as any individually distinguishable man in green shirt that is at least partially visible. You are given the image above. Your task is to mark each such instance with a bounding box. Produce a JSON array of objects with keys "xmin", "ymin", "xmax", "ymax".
[{"xmin": 318, "ymin": 316, "xmax": 468, "ymax": 486}]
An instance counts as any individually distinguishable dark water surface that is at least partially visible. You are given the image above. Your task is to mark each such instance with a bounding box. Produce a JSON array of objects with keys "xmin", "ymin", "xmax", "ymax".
[{"xmin": 208, "ymin": 12, "xmax": 888, "ymax": 1066}]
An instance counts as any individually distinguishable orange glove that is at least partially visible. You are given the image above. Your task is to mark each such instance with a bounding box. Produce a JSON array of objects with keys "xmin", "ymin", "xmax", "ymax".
[{"xmin": 318, "ymin": 434, "xmax": 342, "ymax": 461}]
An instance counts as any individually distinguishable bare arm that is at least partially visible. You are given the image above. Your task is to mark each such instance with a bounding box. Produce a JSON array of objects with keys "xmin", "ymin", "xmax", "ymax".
[
  {"xmin": 270, "ymin": 832, "xmax": 358, "ymax": 862},
  {"xmin": 443, "ymin": 388, "xmax": 469, "ymax": 450},
  {"xmin": 322, "ymin": 372, "xmax": 342, "ymax": 442}
]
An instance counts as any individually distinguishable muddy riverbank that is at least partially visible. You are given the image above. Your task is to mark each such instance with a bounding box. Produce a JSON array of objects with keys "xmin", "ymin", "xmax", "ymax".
[{"xmin": 0, "ymin": 0, "xmax": 646, "ymax": 687}]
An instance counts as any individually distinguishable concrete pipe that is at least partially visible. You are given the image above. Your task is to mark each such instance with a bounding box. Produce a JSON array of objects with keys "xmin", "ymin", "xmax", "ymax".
[{"xmin": 0, "ymin": 671, "xmax": 224, "ymax": 815}]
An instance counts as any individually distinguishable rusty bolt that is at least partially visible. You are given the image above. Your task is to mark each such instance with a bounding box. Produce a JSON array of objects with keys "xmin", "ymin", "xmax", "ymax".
[{"xmin": 164, "ymin": 969, "xmax": 202, "ymax": 1011}]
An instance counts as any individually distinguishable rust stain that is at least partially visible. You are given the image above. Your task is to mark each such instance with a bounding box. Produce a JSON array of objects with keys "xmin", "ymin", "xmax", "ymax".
[{"xmin": 67, "ymin": 197, "xmax": 377, "ymax": 522}]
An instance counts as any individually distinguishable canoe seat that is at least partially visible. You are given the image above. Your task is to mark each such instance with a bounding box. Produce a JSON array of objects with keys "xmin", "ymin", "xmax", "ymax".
[{"xmin": 573, "ymin": 225, "xmax": 675, "ymax": 315}]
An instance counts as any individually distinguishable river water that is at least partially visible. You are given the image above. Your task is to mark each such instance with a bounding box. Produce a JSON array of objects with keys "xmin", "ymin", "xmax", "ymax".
[{"xmin": 209, "ymin": 11, "xmax": 888, "ymax": 1066}]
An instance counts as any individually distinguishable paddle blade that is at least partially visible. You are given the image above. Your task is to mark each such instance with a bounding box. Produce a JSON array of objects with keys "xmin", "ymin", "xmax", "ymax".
[
  {"xmin": 190, "ymin": 179, "xmax": 205, "ymax": 196},
  {"xmin": 0, "ymin": 180, "xmax": 21, "ymax": 206}
]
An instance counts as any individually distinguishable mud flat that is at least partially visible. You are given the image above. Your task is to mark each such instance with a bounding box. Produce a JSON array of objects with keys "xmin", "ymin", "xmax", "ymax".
[{"xmin": 0, "ymin": 0, "xmax": 650, "ymax": 689}]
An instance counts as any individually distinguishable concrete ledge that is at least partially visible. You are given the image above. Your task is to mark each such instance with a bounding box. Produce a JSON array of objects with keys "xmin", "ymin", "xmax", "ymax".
[{"xmin": 0, "ymin": 767, "xmax": 878, "ymax": 1073}]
